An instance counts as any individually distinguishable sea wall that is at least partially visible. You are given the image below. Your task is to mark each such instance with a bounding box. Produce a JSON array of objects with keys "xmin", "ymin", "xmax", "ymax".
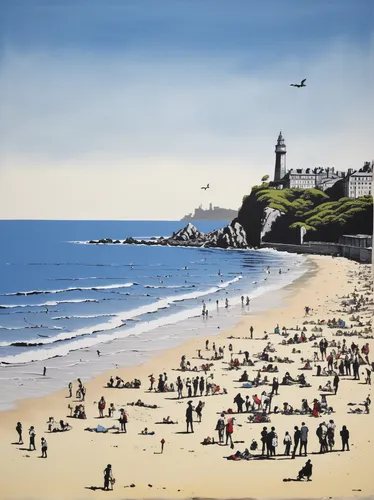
[{"xmin": 261, "ymin": 241, "xmax": 372, "ymax": 264}]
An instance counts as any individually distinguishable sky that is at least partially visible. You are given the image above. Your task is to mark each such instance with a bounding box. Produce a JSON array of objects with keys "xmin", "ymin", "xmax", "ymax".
[{"xmin": 0, "ymin": 0, "xmax": 373, "ymax": 220}]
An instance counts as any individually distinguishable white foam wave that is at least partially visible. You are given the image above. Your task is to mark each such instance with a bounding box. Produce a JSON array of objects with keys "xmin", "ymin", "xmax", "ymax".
[
  {"xmin": 0, "ymin": 276, "xmax": 242, "ymax": 363},
  {"xmin": 0, "ymin": 299, "xmax": 99, "ymax": 309},
  {"xmin": 52, "ymin": 314, "xmax": 116, "ymax": 321},
  {"xmin": 2, "ymin": 283, "xmax": 136, "ymax": 297}
]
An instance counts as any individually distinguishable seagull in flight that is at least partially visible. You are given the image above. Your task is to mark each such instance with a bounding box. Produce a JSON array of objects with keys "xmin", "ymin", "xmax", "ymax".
[
  {"xmin": 290, "ymin": 78, "xmax": 306, "ymax": 88},
  {"xmin": 201, "ymin": 183, "xmax": 210, "ymax": 190}
]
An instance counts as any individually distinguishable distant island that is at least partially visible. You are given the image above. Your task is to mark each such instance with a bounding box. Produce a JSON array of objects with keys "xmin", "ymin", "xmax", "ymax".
[{"xmin": 181, "ymin": 203, "xmax": 238, "ymax": 221}]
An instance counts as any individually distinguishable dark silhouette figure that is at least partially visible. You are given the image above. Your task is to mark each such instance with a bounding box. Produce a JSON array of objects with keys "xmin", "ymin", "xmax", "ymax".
[
  {"xmin": 103, "ymin": 464, "xmax": 113, "ymax": 491},
  {"xmin": 340, "ymin": 425, "xmax": 350, "ymax": 451},
  {"xmin": 186, "ymin": 401, "xmax": 194, "ymax": 433},
  {"xmin": 333, "ymin": 374, "xmax": 340, "ymax": 394},
  {"xmin": 234, "ymin": 393, "xmax": 245, "ymax": 413},
  {"xmin": 297, "ymin": 459, "xmax": 312, "ymax": 481},
  {"xmin": 292, "ymin": 426, "xmax": 301, "ymax": 459},
  {"xmin": 201, "ymin": 184, "xmax": 210, "ymax": 190},
  {"xmin": 260, "ymin": 427, "xmax": 268, "ymax": 455},
  {"xmin": 16, "ymin": 422, "xmax": 23, "ymax": 444},
  {"xmin": 43, "ymin": 367, "xmax": 46, "ymax": 376}
]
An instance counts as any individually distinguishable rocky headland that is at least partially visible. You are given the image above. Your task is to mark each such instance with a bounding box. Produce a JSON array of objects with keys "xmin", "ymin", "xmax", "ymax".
[{"xmin": 88, "ymin": 222, "xmax": 249, "ymax": 250}]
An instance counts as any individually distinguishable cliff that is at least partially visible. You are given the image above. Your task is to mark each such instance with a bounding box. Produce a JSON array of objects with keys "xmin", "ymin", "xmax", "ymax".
[{"xmin": 236, "ymin": 184, "xmax": 373, "ymax": 245}]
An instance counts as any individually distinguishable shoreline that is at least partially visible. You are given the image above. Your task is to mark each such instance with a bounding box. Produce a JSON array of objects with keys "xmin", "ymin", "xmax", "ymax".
[
  {"xmin": 0, "ymin": 256, "xmax": 309, "ymax": 411},
  {"xmin": 0, "ymin": 255, "xmax": 373, "ymax": 500}
]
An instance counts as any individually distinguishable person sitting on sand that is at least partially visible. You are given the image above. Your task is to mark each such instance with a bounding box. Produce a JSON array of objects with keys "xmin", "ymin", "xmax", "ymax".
[
  {"xmin": 319, "ymin": 380, "xmax": 333, "ymax": 392},
  {"xmin": 239, "ymin": 371, "xmax": 249, "ymax": 382},
  {"xmin": 107, "ymin": 376, "xmax": 114, "ymax": 388},
  {"xmin": 282, "ymin": 402, "xmax": 293, "ymax": 415},
  {"xmin": 297, "ymin": 459, "xmax": 313, "ymax": 481},
  {"xmin": 302, "ymin": 360, "xmax": 312, "ymax": 370},
  {"xmin": 163, "ymin": 416, "xmax": 176, "ymax": 424},
  {"xmin": 115, "ymin": 377, "xmax": 124, "ymax": 388}
]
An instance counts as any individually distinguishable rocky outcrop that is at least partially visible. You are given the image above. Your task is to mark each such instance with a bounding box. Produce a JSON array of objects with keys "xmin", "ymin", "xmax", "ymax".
[
  {"xmin": 172, "ymin": 223, "xmax": 205, "ymax": 241},
  {"xmin": 88, "ymin": 222, "xmax": 250, "ymax": 250},
  {"xmin": 206, "ymin": 222, "xmax": 248, "ymax": 249}
]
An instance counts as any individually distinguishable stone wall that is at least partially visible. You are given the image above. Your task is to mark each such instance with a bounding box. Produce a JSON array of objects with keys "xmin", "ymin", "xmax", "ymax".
[{"xmin": 261, "ymin": 241, "xmax": 372, "ymax": 264}]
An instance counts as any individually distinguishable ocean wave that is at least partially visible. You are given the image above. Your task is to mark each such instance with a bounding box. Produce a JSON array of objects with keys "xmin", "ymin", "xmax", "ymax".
[
  {"xmin": 144, "ymin": 284, "xmax": 194, "ymax": 289},
  {"xmin": 0, "ymin": 276, "xmax": 243, "ymax": 362},
  {"xmin": 0, "ymin": 325, "xmax": 64, "ymax": 331},
  {"xmin": 52, "ymin": 314, "xmax": 116, "ymax": 321},
  {"xmin": 0, "ymin": 299, "xmax": 98, "ymax": 309},
  {"xmin": 2, "ymin": 283, "xmax": 137, "ymax": 297}
]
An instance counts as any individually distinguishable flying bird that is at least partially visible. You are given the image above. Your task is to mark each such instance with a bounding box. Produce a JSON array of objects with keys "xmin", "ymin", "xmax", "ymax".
[
  {"xmin": 201, "ymin": 184, "xmax": 210, "ymax": 190},
  {"xmin": 290, "ymin": 78, "xmax": 306, "ymax": 88}
]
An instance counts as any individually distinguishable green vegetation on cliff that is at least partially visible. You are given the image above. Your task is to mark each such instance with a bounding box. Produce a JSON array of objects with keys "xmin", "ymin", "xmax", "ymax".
[{"xmin": 236, "ymin": 185, "xmax": 373, "ymax": 246}]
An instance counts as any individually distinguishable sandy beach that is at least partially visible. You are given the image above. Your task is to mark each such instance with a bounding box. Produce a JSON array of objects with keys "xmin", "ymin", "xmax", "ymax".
[{"xmin": 0, "ymin": 255, "xmax": 373, "ymax": 500}]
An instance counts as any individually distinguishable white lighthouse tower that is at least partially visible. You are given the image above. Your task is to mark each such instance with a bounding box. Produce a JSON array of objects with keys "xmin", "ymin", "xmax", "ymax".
[{"xmin": 274, "ymin": 131, "xmax": 287, "ymax": 181}]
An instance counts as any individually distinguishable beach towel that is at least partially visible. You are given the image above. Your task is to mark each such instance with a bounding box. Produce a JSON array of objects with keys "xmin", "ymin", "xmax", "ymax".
[{"xmin": 242, "ymin": 382, "xmax": 252, "ymax": 388}]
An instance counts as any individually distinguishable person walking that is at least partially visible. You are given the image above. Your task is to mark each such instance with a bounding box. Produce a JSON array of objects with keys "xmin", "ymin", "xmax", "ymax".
[
  {"xmin": 340, "ymin": 425, "xmax": 350, "ymax": 451},
  {"xmin": 283, "ymin": 431, "xmax": 292, "ymax": 456},
  {"xmin": 41, "ymin": 437, "xmax": 48, "ymax": 458},
  {"xmin": 260, "ymin": 427, "xmax": 268, "ymax": 455},
  {"xmin": 300, "ymin": 422, "xmax": 309, "ymax": 456},
  {"xmin": 250, "ymin": 326, "xmax": 254, "ymax": 339},
  {"xmin": 103, "ymin": 464, "xmax": 113, "ymax": 491},
  {"xmin": 292, "ymin": 425, "xmax": 301, "ymax": 459},
  {"xmin": 186, "ymin": 401, "xmax": 194, "ymax": 433},
  {"xmin": 233, "ymin": 393, "xmax": 245, "ymax": 413},
  {"xmin": 68, "ymin": 382, "xmax": 72, "ymax": 398},
  {"xmin": 29, "ymin": 426, "xmax": 36, "ymax": 451},
  {"xmin": 16, "ymin": 422, "xmax": 23, "ymax": 444},
  {"xmin": 215, "ymin": 413, "xmax": 225, "ymax": 443}
]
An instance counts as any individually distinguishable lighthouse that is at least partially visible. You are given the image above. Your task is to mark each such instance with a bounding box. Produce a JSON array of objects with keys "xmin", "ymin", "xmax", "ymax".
[{"xmin": 274, "ymin": 131, "xmax": 287, "ymax": 181}]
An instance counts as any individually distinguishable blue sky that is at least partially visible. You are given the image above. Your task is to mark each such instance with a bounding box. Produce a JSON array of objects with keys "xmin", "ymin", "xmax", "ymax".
[{"xmin": 0, "ymin": 1, "xmax": 373, "ymax": 219}]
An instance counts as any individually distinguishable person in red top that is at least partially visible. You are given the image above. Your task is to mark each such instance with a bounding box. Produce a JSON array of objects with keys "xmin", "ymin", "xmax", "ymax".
[
  {"xmin": 253, "ymin": 394, "xmax": 261, "ymax": 410},
  {"xmin": 225, "ymin": 417, "xmax": 235, "ymax": 448}
]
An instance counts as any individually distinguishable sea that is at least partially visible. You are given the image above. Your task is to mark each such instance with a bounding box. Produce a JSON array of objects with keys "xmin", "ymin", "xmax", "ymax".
[{"xmin": 0, "ymin": 220, "xmax": 309, "ymax": 410}]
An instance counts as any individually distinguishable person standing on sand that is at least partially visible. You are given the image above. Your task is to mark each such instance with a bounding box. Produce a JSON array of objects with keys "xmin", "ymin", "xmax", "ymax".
[
  {"xmin": 41, "ymin": 437, "xmax": 48, "ymax": 458},
  {"xmin": 233, "ymin": 393, "xmax": 245, "ymax": 413},
  {"xmin": 300, "ymin": 422, "xmax": 309, "ymax": 456},
  {"xmin": 283, "ymin": 431, "xmax": 292, "ymax": 456},
  {"xmin": 340, "ymin": 425, "xmax": 350, "ymax": 451},
  {"xmin": 225, "ymin": 417, "xmax": 234, "ymax": 448},
  {"xmin": 333, "ymin": 374, "xmax": 340, "ymax": 394},
  {"xmin": 215, "ymin": 413, "xmax": 225, "ymax": 443},
  {"xmin": 195, "ymin": 401, "xmax": 204, "ymax": 422},
  {"xmin": 186, "ymin": 401, "xmax": 194, "ymax": 433},
  {"xmin": 29, "ymin": 426, "xmax": 36, "ymax": 451},
  {"xmin": 148, "ymin": 374, "xmax": 155, "ymax": 391},
  {"xmin": 103, "ymin": 464, "xmax": 113, "ymax": 491},
  {"xmin": 16, "ymin": 422, "xmax": 23, "ymax": 444},
  {"xmin": 250, "ymin": 326, "xmax": 254, "ymax": 339},
  {"xmin": 266, "ymin": 427, "xmax": 276, "ymax": 457},
  {"xmin": 68, "ymin": 382, "xmax": 72, "ymax": 398},
  {"xmin": 292, "ymin": 426, "xmax": 301, "ymax": 459},
  {"xmin": 43, "ymin": 367, "xmax": 46, "ymax": 376},
  {"xmin": 193, "ymin": 377, "xmax": 199, "ymax": 397},
  {"xmin": 186, "ymin": 378, "xmax": 192, "ymax": 398},
  {"xmin": 260, "ymin": 427, "xmax": 268, "ymax": 455},
  {"xmin": 199, "ymin": 376, "xmax": 205, "ymax": 396},
  {"xmin": 98, "ymin": 397, "xmax": 106, "ymax": 418}
]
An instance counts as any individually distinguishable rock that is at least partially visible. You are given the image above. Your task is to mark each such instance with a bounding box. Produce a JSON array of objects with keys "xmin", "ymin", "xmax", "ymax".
[
  {"xmin": 172, "ymin": 223, "xmax": 205, "ymax": 241},
  {"xmin": 206, "ymin": 222, "xmax": 248, "ymax": 249}
]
